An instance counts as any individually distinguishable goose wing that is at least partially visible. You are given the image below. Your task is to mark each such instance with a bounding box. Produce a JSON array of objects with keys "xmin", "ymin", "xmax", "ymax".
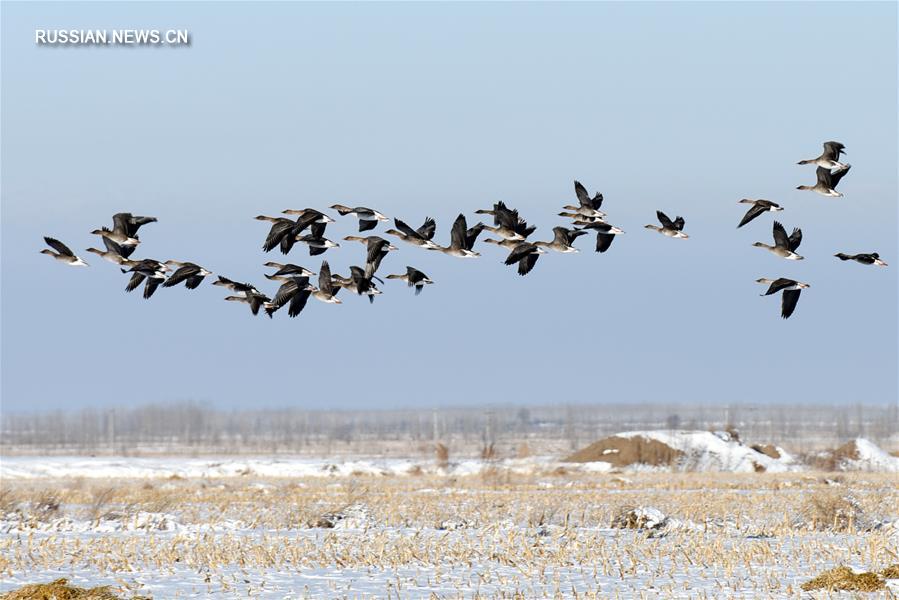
[
  {"xmin": 143, "ymin": 276, "xmax": 163, "ymax": 299},
  {"xmin": 518, "ymin": 253, "xmax": 539, "ymax": 276},
  {"xmin": 358, "ymin": 219, "xmax": 377, "ymax": 232},
  {"xmin": 287, "ymin": 289, "xmax": 311, "ymax": 317},
  {"xmin": 163, "ymin": 264, "xmax": 200, "ymax": 287},
  {"xmin": 270, "ymin": 278, "xmax": 301, "ymax": 308},
  {"xmin": 465, "ymin": 223, "xmax": 486, "ymax": 249},
  {"xmin": 763, "ymin": 278, "xmax": 794, "ymax": 296},
  {"xmin": 738, "ymin": 203, "xmax": 767, "ymax": 228},
  {"xmin": 125, "ymin": 272, "xmax": 146, "ymax": 292},
  {"xmin": 310, "ymin": 221, "xmax": 327, "ymax": 239},
  {"xmin": 830, "ymin": 164, "xmax": 851, "ymax": 188},
  {"xmin": 318, "ymin": 261, "xmax": 333, "ymax": 295},
  {"xmin": 772, "ymin": 221, "xmax": 790, "ymax": 249},
  {"xmin": 815, "ymin": 166, "xmax": 833, "ymax": 187},
  {"xmin": 574, "ymin": 180, "xmax": 590, "ymax": 208},
  {"xmin": 781, "ymin": 289, "xmax": 801, "ymax": 319},
  {"xmin": 822, "ymin": 141, "xmax": 845, "ymax": 161},
  {"xmin": 365, "ymin": 238, "xmax": 388, "ymax": 266},
  {"xmin": 672, "ymin": 216, "xmax": 685, "ymax": 231},
  {"xmin": 44, "ymin": 237, "xmax": 75, "ymax": 257},
  {"xmin": 504, "ymin": 243, "xmax": 536, "ymax": 266},
  {"xmin": 788, "ymin": 227, "xmax": 802, "ymax": 251},
  {"xmin": 417, "ymin": 217, "xmax": 436, "ymax": 240},
  {"xmin": 656, "ymin": 211, "xmax": 674, "ymax": 228},
  {"xmin": 596, "ymin": 233, "xmax": 615, "ymax": 253},
  {"xmin": 394, "ymin": 218, "xmax": 423, "ymax": 240},
  {"xmin": 449, "ymin": 214, "xmax": 467, "ymax": 249},
  {"xmin": 263, "ymin": 220, "xmax": 294, "ymax": 252},
  {"xmin": 185, "ymin": 275, "xmax": 205, "ymax": 289}
]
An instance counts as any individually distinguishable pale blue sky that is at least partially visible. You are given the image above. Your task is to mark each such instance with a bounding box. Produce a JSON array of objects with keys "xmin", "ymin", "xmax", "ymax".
[{"xmin": 2, "ymin": 2, "xmax": 896, "ymax": 412}]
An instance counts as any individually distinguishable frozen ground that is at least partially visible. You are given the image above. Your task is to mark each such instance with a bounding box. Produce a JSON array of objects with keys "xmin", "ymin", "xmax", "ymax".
[{"xmin": 1, "ymin": 460, "xmax": 898, "ymax": 598}]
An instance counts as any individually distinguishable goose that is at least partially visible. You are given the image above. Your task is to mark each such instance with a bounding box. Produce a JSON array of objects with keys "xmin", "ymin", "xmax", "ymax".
[
  {"xmin": 534, "ymin": 226, "xmax": 588, "ymax": 253},
  {"xmin": 477, "ymin": 202, "xmax": 535, "ymax": 241},
  {"xmin": 296, "ymin": 233, "xmax": 340, "ymax": 256},
  {"xmin": 90, "ymin": 227, "xmax": 139, "ymax": 247},
  {"xmin": 113, "ymin": 213, "xmax": 157, "ymax": 237},
  {"xmin": 797, "ymin": 165, "xmax": 851, "ymax": 197},
  {"xmin": 162, "ymin": 261, "xmax": 213, "ymax": 289},
  {"xmin": 798, "ymin": 141, "xmax": 847, "ymax": 169},
  {"xmin": 645, "ymin": 211, "xmax": 688, "ymax": 239},
  {"xmin": 330, "ymin": 204, "xmax": 388, "ymax": 232},
  {"xmin": 264, "ymin": 276, "xmax": 314, "ymax": 318},
  {"xmin": 343, "ymin": 235, "xmax": 398, "ymax": 276},
  {"xmin": 41, "ymin": 237, "xmax": 89, "ymax": 266},
  {"xmin": 122, "ymin": 259, "xmax": 170, "ymax": 299},
  {"xmin": 386, "ymin": 266, "xmax": 433, "ymax": 295},
  {"xmin": 212, "ymin": 275, "xmax": 262, "ymax": 295},
  {"xmin": 86, "ymin": 235, "xmax": 135, "ymax": 265},
  {"xmin": 562, "ymin": 180, "xmax": 606, "ymax": 219},
  {"xmin": 737, "ymin": 199, "xmax": 783, "ymax": 228},
  {"xmin": 756, "ymin": 277, "xmax": 809, "ymax": 319},
  {"xmin": 224, "ymin": 290, "xmax": 272, "ymax": 316},
  {"xmin": 575, "ymin": 221, "xmax": 625, "ymax": 253},
  {"xmin": 433, "ymin": 214, "xmax": 480, "ymax": 258},
  {"xmin": 263, "ymin": 262, "xmax": 316, "ymax": 280},
  {"xmin": 256, "ymin": 215, "xmax": 301, "ymax": 254},
  {"xmin": 503, "ymin": 242, "xmax": 545, "ymax": 276},
  {"xmin": 311, "ymin": 261, "xmax": 342, "ymax": 304},
  {"xmin": 385, "ymin": 217, "xmax": 439, "ymax": 249},
  {"xmin": 483, "ymin": 238, "xmax": 523, "ymax": 251},
  {"xmin": 752, "ymin": 221, "xmax": 803, "ymax": 260},
  {"xmin": 332, "ymin": 266, "xmax": 383, "ymax": 303},
  {"xmin": 559, "ymin": 212, "xmax": 605, "ymax": 225},
  {"xmin": 835, "ymin": 252, "xmax": 888, "ymax": 267}
]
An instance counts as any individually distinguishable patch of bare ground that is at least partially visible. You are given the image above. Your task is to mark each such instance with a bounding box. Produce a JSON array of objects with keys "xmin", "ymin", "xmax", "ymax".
[
  {"xmin": 0, "ymin": 578, "xmax": 142, "ymax": 600},
  {"xmin": 563, "ymin": 435, "xmax": 683, "ymax": 467},
  {"xmin": 801, "ymin": 566, "xmax": 886, "ymax": 592}
]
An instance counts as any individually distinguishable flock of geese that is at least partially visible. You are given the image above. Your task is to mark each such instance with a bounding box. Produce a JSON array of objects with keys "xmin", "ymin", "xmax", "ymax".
[{"xmin": 41, "ymin": 141, "xmax": 887, "ymax": 320}]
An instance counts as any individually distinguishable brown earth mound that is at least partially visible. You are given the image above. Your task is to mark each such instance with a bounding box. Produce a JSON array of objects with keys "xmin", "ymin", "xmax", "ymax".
[
  {"xmin": 801, "ymin": 566, "xmax": 885, "ymax": 592},
  {"xmin": 0, "ymin": 578, "xmax": 134, "ymax": 600},
  {"xmin": 804, "ymin": 440, "xmax": 863, "ymax": 471},
  {"xmin": 564, "ymin": 436, "xmax": 683, "ymax": 467},
  {"xmin": 751, "ymin": 444, "xmax": 781, "ymax": 459}
]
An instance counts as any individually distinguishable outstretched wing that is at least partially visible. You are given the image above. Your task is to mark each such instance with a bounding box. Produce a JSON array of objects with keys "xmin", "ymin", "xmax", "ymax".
[
  {"xmin": 143, "ymin": 277, "xmax": 163, "ymax": 299},
  {"xmin": 815, "ymin": 166, "xmax": 832, "ymax": 187},
  {"xmin": 44, "ymin": 237, "xmax": 75, "ymax": 256},
  {"xmin": 288, "ymin": 289, "xmax": 311, "ymax": 317},
  {"xmin": 738, "ymin": 204, "xmax": 766, "ymax": 228},
  {"xmin": 450, "ymin": 214, "xmax": 467, "ymax": 249},
  {"xmin": 125, "ymin": 272, "xmax": 145, "ymax": 292},
  {"xmin": 417, "ymin": 217, "xmax": 436, "ymax": 240},
  {"xmin": 781, "ymin": 289, "xmax": 801, "ymax": 319},
  {"xmin": 318, "ymin": 261, "xmax": 333, "ymax": 294},
  {"xmin": 772, "ymin": 221, "xmax": 789, "ymax": 249},
  {"xmin": 163, "ymin": 264, "xmax": 199, "ymax": 288},
  {"xmin": 504, "ymin": 243, "xmax": 535, "ymax": 266},
  {"xmin": 822, "ymin": 141, "xmax": 845, "ymax": 161},
  {"xmin": 788, "ymin": 227, "xmax": 802, "ymax": 251},
  {"xmin": 574, "ymin": 180, "xmax": 590, "ymax": 207},
  {"xmin": 394, "ymin": 218, "xmax": 422, "ymax": 239},
  {"xmin": 596, "ymin": 233, "xmax": 615, "ymax": 253},
  {"xmin": 518, "ymin": 253, "xmax": 539, "ymax": 276},
  {"xmin": 656, "ymin": 211, "xmax": 674, "ymax": 228},
  {"xmin": 830, "ymin": 164, "xmax": 851, "ymax": 188},
  {"xmin": 263, "ymin": 220, "xmax": 293, "ymax": 252}
]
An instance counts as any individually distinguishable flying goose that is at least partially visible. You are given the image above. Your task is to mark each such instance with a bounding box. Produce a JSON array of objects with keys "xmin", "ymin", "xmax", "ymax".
[
  {"xmin": 559, "ymin": 212, "xmax": 605, "ymax": 225},
  {"xmin": 332, "ymin": 266, "xmax": 383, "ymax": 303},
  {"xmin": 264, "ymin": 276, "xmax": 314, "ymax": 318},
  {"xmin": 90, "ymin": 213, "xmax": 155, "ymax": 247},
  {"xmin": 434, "ymin": 214, "xmax": 481, "ymax": 258},
  {"xmin": 482, "ymin": 238, "xmax": 522, "ymax": 251},
  {"xmin": 477, "ymin": 202, "xmax": 535, "ymax": 241},
  {"xmin": 296, "ymin": 233, "xmax": 340, "ymax": 256},
  {"xmin": 534, "ymin": 226, "xmax": 588, "ymax": 253},
  {"xmin": 385, "ymin": 217, "xmax": 439, "ymax": 249},
  {"xmin": 123, "ymin": 259, "xmax": 170, "ymax": 299},
  {"xmin": 737, "ymin": 199, "xmax": 783, "ymax": 228},
  {"xmin": 835, "ymin": 252, "xmax": 888, "ymax": 267},
  {"xmin": 798, "ymin": 141, "xmax": 847, "ymax": 170},
  {"xmin": 575, "ymin": 221, "xmax": 625, "ymax": 253},
  {"xmin": 90, "ymin": 227, "xmax": 139, "ymax": 247},
  {"xmin": 212, "ymin": 276, "xmax": 262, "ymax": 296},
  {"xmin": 756, "ymin": 277, "xmax": 809, "ymax": 319},
  {"xmin": 385, "ymin": 266, "xmax": 434, "ymax": 295},
  {"xmin": 162, "ymin": 261, "xmax": 213, "ymax": 289},
  {"xmin": 343, "ymin": 236, "xmax": 398, "ymax": 275},
  {"xmin": 562, "ymin": 180, "xmax": 606, "ymax": 218},
  {"xmin": 312, "ymin": 261, "xmax": 342, "ymax": 304},
  {"xmin": 752, "ymin": 221, "xmax": 803, "ymax": 260},
  {"xmin": 256, "ymin": 215, "xmax": 301, "ymax": 254},
  {"xmin": 645, "ymin": 211, "xmax": 688, "ymax": 239},
  {"xmin": 797, "ymin": 165, "xmax": 851, "ymax": 197},
  {"xmin": 41, "ymin": 237, "xmax": 89, "ymax": 266},
  {"xmin": 224, "ymin": 290, "xmax": 272, "ymax": 316},
  {"xmin": 86, "ymin": 235, "xmax": 135, "ymax": 265},
  {"xmin": 330, "ymin": 205, "xmax": 388, "ymax": 232},
  {"xmin": 503, "ymin": 242, "xmax": 545, "ymax": 276},
  {"xmin": 263, "ymin": 262, "xmax": 316, "ymax": 280}
]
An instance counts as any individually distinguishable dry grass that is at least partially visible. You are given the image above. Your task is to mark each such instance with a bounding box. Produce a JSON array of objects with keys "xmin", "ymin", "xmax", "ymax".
[
  {"xmin": 801, "ymin": 566, "xmax": 886, "ymax": 592},
  {"xmin": 0, "ymin": 578, "xmax": 125, "ymax": 600},
  {"xmin": 1, "ymin": 471, "xmax": 897, "ymax": 598}
]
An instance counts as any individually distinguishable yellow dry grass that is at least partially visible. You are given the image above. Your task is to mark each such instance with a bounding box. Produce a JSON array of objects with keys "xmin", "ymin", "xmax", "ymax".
[
  {"xmin": 0, "ymin": 578, "xmax": 123, "ymax": 600},
  {"xmin": 800, "ymin": 566, "xmax": 885, "ymax": 592}
]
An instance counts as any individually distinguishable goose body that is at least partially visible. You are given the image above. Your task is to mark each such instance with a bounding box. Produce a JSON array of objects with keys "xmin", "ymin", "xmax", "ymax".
[
  {"xmin": 122, "ymin": 259, "xmax": 169, "ymax": 299},
  {"xmin": 263, "ymin": 262, "xmax": 316, "ymax": 279},
  {"xmin": 41, "ymin": 237, "xmax": 89, "ymax": 266},
  {"xmin": 797, "ymin": 165, "xmax": 851, "ymax": 197},
  {"xmin": 311, "ymin": 261, "xmax": 342, "ymax": 304},
  {"xmin": 476, "ymin": 202, "xmax": 536, "ymax": 241},
  {"xmin": 503, "ymin": 242, "xmax": 546, "ymax": 276},
  {"xmin": 835, "ymin": 252, "xmax": 888, "ymax": 267},
  {"xmin": 575, "ymin": 221, "xmax": 625, "ymax": 253},
  {"xmin": 86, "ymin": 235, "xmax": 134, "ymax": 265},
  {"xmin": 561, "ymin": 180, "xmax": 606, "ymax": 218},
  {"xmin": 645, "ymin": 211, "xmax": 688, "ymax": 239},
  {"xmin": 737, "ymin": 199, "xmax": 783, "ymax": 228},
  {"xmin": 434, "ymin": 214, "xmax": 481, "ymax": 257},
  {"xmin": 264, "ymin": 276, "xmax": 314, "ymax": 317},
  {"xmin": 798, "ymin": 141, "xmax": 847, "ymax": 170},
  {"xmin": 756, "ymin": 277, "xmax": 809, "ymax": 319},
  {"xmin": 333, "ymin": 266, "xmax": 383, "ymax": 303},
  {"xmin": 483, "ymin": 238, "xmax": 522, "ymax": 251},
  {"xmin": 752, "ymin": 221, "xmax": 803, "ymax": 260}
]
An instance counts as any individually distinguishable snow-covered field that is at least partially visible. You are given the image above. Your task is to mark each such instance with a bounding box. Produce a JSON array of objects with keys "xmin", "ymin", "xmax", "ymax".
[{"xmin": 1, "ymin": 453, "xmax": 898, "ymax": 598}]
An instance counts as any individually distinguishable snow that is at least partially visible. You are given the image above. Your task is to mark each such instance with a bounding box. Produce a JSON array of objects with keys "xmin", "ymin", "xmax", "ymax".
[{"xmin": 840, "ymin": 438, "xmax": 899, "ymax": 472}]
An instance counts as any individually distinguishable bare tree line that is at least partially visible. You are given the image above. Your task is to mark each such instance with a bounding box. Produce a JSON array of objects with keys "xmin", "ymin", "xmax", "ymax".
[{"xmin": 1, "ymin": 401, "xmax": 896, "ymax": 456}]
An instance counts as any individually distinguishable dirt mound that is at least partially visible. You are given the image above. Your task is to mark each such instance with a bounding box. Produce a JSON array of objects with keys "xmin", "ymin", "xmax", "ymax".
[
  {"xmin": 564, "ymin": 435, "xmax": 683, "ymax": 467},
  {"xmin": 805, "ymin": 439, "xmax": 899, "ymax": 472},
  {"xmin": 0, "ymin": 578, "xmax": 131, "ymax": 600},
  {"xmin": 801, "ymin": 566, "xmax": 885, "ymax": 592}
]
